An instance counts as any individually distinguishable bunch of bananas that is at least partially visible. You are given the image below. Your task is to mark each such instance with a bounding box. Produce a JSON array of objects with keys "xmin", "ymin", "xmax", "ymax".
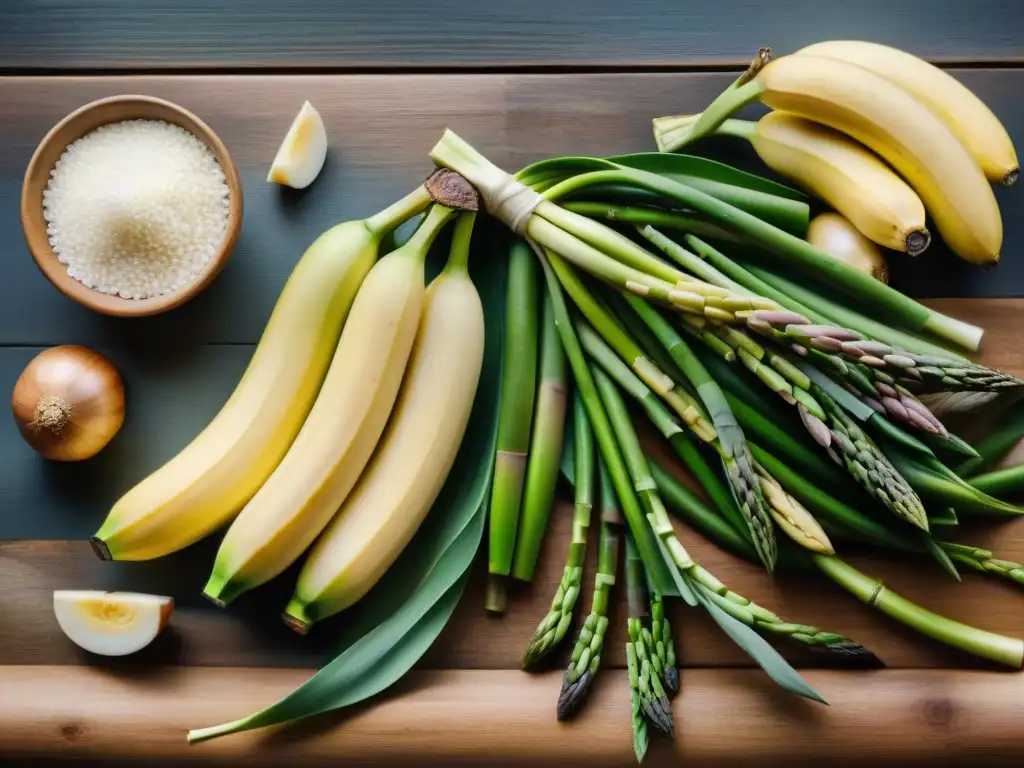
[
  {"xmin": 91, "ymin": 190, "xmax": 485, "ymax": 633},
  {"xmin": 654, "ymin": 40, "xmax": 1017, "ymax": 265}
]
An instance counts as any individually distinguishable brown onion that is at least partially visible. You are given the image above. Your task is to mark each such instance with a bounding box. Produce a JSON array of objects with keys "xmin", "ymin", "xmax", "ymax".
[
  {"xmin": 807, "ymin": 212, "xmax": 889, "ymax": 283},
  {"xmin": 11, "ymin": 346, "xmax": 125, "ymax": 461}
]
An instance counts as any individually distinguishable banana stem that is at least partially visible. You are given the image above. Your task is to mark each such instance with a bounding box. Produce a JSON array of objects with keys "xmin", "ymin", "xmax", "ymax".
[
  {"xmin": 364, "ymin": 185, "xmax": 433, "ymax": 236},
  {"xmin": 682, "ymin": 79, "xmax": 766, "ymax": 148},
  {"xmin": 444, "ymin": 213, "xmax": 476, "ymax": 274},
  {"xmin": 488, "ymin": 240, "xmax": 541, "ymax": 612},
  {"xmin": 654, "ymin": 114, "xmax": 757, "ymax": 151}
]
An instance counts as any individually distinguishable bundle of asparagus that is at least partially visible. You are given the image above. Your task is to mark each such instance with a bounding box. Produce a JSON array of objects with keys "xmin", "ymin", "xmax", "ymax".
[{"xmin": 429, "ymin": 125, "xmax": 1024, "ymax": 761}]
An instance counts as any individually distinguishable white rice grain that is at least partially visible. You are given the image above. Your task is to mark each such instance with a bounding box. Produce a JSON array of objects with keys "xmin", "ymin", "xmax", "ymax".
[{"xmin": 42, "ymin": 119, "xmax": 231, "ymax": 300}]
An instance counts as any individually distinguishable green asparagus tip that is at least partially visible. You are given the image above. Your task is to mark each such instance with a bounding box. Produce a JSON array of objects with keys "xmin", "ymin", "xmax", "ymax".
[
  {"xmin": 485, "ymin": 575, "xmax": 509, "ymax": 613},
  {"xmin": 556, "ymin": 668, "xmax": 594, "ymax": 720}
]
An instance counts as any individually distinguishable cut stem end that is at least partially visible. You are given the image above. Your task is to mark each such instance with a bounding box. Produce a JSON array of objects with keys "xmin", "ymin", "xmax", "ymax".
[
  {"xmin": 905, "ymin": 229, "xmax": 931, "ymax": 257},
  {"xmin": 485, "ymin": 575, "xmax": 509, "ymax": 613},
  {"xmin": 88, "ymin": 536, "xmax": 112, "ymax": 562}
]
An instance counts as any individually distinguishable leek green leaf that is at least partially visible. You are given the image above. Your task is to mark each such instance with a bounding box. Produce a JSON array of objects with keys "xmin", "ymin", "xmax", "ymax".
[
  {"xmin": 689, "ymin": 580, "xmax": 827, "ymax": 704},
  {"xmin": 187, "ymin": 223, "xmax": 506, "ymax": 744}
]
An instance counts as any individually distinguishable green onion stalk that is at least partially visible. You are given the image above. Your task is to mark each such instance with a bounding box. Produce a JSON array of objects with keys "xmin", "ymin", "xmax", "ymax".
[
  {"xmin": 546, "ymin": 248, "xmax": 717, "ymax": 443},
  {"xmin": 523, "ymin": 393, "xmax": 595, "ymax": 667},
  {"xmin": 960, "ymin": 400, "xmax": 1024, "ymax": 477},
  {"xmin": 594, "ymin": 362, "xmax": 872, "ymax": 666},
  {"xmin": 970, "ymin": 464, "xmax": 1024, "ymax": 498},
  {"xmin": 564, "ymin": 201, "xmax": 740, "ymax": 244},
  {"xmin": 624, "ymin": 294, "xmax": 778, "ymax": 569},
  {"xmin": 513, "ymin": 291, "xmax": 570, "ymax": 582},
  {"xmin": 487, "ymin": 240, "xmax": 541, "ymax": 612},
  {"xmin": 534, "ymin": 242, "xmax": 677, "ymax": 597},
  {"xmin": 728, "ymin": 257, "xmax": 969, "ymax": 362},
  {"xmin": 886, "ymin": 451, "xmax": 1024, "ymax": 517},
  {"xmin": 557, "ymin": 460, "xmax": 622, "ymax": 719},
  {"xmin": 575, "ymin": 319, "xmax": 737, "ymax": 529},
  {"xmin": 650, "ymin": 450, "xmax": 1024, "ymax": 668},
  {"xmin": 625, "ymin": 535, "xmax": 675, "ymax": 738},
  {"xmin": 635, "ymin": 212, "xmax": 963, "ymax": 361}
]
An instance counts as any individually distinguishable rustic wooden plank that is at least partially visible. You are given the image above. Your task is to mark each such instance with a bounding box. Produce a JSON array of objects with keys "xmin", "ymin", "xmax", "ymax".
[
  {"xmin": 2, "ymin": 666, "xmax": 1023, "ymax": 766},
  {"xmin": 5, "ymin": 435, "xmax": 1024, "ymax": 673},
  {"xmin": 1, "ymin": 1, "xmax": 1022, "ymax": 69},
  {"xmin": 0, "ymin": 72, "xmax": 1022, "ymax": 350}
]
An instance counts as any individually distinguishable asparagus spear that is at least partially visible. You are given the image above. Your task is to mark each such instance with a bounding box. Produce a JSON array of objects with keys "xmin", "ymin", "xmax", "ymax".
[
  {"xmin": 579, "ymin": 314, "xmax": 830, "ymax": 555},
  {"xmin": 624, "ymin": 294, "xmax": 777, "ymax": 570},
  {"xmin": 488, "ymin": 240, "xmax": 540, "ymax": 612},
  {"xmin": 674, "ymin": 311, "xmax": 927, "ymax": 530},
  {"xmin": 941, "ymin": 542, "xmax": 1024, "ymax": 586},
  {"xmin": 649, "ymin": 455, "xmax": 1019, "ymax": 667},
  {"xmin": 625, "ymin": 536, "xmax": 675, "ymax": 737},
  {"xmin": 547, "ymin": 249, "xmax": 717, "ymax": 442},
  {"xmin": 647, "ymin": 592, "xmax": 679, "ymax": 696},
  {"xmin": 523, "ymin": 393, "xmax": 595, "ymax": 667},
  {"xmin": 644, "ymin": 227, "xmax": 951, "ymax": 439},
  {"xmin": 627, "ymin": 636, "xmax": 650, "ymax": 763},
  {"xmin": 595, "ymin": 363, "xmax": 874, "ymax": 663},
  {"xmin": 746, "ymin": 309, "xmax": 1022, "ymax": 393},
  {"xmin": 557, "ymin": 461, "xmax": 621, "ymax": 719}
]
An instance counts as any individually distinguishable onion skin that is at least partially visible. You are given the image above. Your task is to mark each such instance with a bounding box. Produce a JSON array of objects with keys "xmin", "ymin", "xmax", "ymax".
[
  {"xmin": 807, "ymin": 212, "xmax": 889, "ymax": 283},
  {"xmin": 11, "ymin": 346, "xmax": 125, "ymax": 461}
]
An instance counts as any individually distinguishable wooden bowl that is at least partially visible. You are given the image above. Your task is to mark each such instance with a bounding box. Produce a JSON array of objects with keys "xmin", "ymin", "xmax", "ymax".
[{"xmin": 20, "ymin": 95, "xmax": 243, "ymax": 317}]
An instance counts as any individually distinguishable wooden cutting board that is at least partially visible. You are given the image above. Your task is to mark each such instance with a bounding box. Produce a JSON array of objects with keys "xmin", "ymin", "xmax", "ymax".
[{"xmin": 2, "ymin": 10, "xmax": 1024, "ymax": 762}]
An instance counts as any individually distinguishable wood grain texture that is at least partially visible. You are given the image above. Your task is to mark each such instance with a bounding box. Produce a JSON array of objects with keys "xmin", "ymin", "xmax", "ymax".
[
  {"xmin": 1, "ymin": 1, "xmax": 1023, "ymax": 69},
  {"xmin": 1, "ymin": 71, "xmax": 1021, "ymax": 353},
  {"xmin": 2, "ymin": 665, "xmax": 1023, "ymax": 766},
  {"xmin": 6, "ymin": 439, "xmax": 1024, "ymax": 673}
]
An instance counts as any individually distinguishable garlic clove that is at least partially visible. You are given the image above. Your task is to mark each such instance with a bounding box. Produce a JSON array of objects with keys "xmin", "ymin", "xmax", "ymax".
[{"xmin": 267, "ymin": 101, "xmax": 328, "ymax": 190}]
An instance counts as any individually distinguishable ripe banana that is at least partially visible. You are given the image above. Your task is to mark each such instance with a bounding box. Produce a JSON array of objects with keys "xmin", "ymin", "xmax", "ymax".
[
  {"xmin": 688, "ymin": 54, "xmax": 1001, "ymax": 265},
  {"xmin": 660, "ymin": 112, "xmax": 929, "ymax": 254},
  {"xmin": 797, "ymin": 40, "xmax": 1019, "ymax": 187},
  {"xmin": 283, "ymin": 213, "xmax": 485, "ymax": 632},
  {"xmin": 92, "ymin": 221, "xmax": 382, "ymax": 561},
  {"xmin": 202, "ymin": 204, "xmax": 457, "ymax": 607}
]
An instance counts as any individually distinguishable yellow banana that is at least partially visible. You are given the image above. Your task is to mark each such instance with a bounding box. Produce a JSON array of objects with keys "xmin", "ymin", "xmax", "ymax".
[
  {"xmin": 283, "ymin": 214, "xmax": 485, "ymax": 632},
  {"xmin": 797, "ymin": 40, "xmax": 1019, "ymax": 187},
  {"xmin": 683, "ymin": 54, "xmax": 1001, "ymax": 265},
  {"xmin": 657, "ymin": 112, "xmax": 929, "ymax": 254},
  {"xmin": 92, "ymin": 233, "xmax": 375, "ymax": 559},
  {"xmin": 202, "ymin": 204, "xmax": 457, "ymax": 606},
  {"xmin": 91, "ymin": 187, "xmax": 432, "ymax": 562}
]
